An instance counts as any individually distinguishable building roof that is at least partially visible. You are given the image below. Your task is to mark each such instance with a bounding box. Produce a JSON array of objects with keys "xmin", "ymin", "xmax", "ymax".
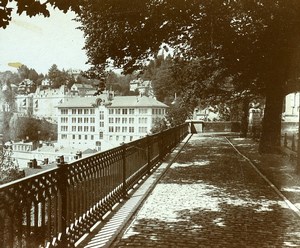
[
  {"xmin": 109, "ymin": 96, "xmax": 168, "ymax": 108},
  {"xmin": 72, "ymin": 83, "xmax": 94, "ymax": 89},
  {"xmin": 57, "ymin": 95, "xmax": 106, "ymax": 108},
  {"xmin": 57, "ymin": 95, "xmax": 168, "ymax": 109}
]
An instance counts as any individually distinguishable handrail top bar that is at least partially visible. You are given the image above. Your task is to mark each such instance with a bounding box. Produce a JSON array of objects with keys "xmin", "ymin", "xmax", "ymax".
[
  {"xmin": 0, "ymin": 166, "xmax": 59, "ymax": 189},
  {"xmin": 0, "ymin": 123, "xmax": 188, "ymax": 189}
]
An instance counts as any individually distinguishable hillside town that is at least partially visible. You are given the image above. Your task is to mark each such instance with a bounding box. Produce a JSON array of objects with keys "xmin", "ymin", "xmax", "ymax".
[
  {"xmin": 1, "ymin": 69, "xmax": 299, "ymax": 170},
  {"xmin": 0, "ymin": 71, "xmax": 170, "ymax": 168},
  {"xmin": 2, "ymin": 2, "xmax": 300, "ymax": 248}
]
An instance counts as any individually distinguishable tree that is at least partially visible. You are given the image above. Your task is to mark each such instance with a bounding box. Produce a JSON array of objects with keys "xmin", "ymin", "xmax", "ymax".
[
  {"xmin": 0, "ymin": 0, "xmax": 81, "ymax": 29},
  {"xmin": 77, "ymin": 0, "xmax": 300, "ymax": 154}
]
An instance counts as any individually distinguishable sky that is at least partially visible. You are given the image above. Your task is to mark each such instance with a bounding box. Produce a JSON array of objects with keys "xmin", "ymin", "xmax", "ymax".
[{"xmin": 0, "ymin": 7, "xmax": 89, "ymax": 75}]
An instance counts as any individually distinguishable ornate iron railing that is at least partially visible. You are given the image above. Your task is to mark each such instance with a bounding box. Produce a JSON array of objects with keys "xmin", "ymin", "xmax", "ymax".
[{"xmin": 0, "ymin": 123, "xmax": 188, "ymax": 247}]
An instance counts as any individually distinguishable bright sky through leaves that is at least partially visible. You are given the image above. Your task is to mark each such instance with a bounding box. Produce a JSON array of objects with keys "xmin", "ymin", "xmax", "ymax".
[{"xmin": 0, "ymin": 7, "xmax": 89, "ymax": 74}]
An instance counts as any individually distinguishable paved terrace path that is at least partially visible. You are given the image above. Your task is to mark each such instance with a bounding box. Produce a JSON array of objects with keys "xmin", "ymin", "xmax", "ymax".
[{"xmin": 108, "ymin": 134, "xmax": 300, "ymax": 248}]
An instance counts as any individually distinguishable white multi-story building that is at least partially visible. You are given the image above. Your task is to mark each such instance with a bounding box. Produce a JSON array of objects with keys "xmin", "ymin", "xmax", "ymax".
[
  {"xmin": 57, "ymin": 93, "xmax": 168, "ymax": 152},
  {"xmin": 32, "ymin": 85, "xmax": 73, "ymax": 121},
  {"xmin": 15, "ymin": 84, "xmax": 95, "ymax": 122}
]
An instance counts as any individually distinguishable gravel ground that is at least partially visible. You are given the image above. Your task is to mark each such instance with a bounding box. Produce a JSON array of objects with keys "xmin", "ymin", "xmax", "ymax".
[{"xmin": 111, "ymin": 134, "xmax": 300, "ymax": 248}]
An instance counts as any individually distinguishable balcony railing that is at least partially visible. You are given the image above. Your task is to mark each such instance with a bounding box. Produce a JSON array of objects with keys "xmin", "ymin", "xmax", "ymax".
[{"xmin": 0, "ymin": 123, "xmax": 188, "ymax": 248}]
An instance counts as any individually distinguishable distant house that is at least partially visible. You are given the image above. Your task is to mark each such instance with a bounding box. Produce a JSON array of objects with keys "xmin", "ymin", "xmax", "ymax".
[
  {"xmin": 15, "ymin": 85, "xmax": 73, "ymax": 122},
  {"xmin": 129, "ymin": 79, "xmax": 154, "ymax": 97},
  {"xmin": 70, "ymin": 83, "xmax": 94, "ymax": 96}
]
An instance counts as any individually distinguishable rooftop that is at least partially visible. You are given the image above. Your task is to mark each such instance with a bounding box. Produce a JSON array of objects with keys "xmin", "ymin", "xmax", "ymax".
[{"xmin": 57, "ymin": 95, "xmax": 168, "ymax": 108}]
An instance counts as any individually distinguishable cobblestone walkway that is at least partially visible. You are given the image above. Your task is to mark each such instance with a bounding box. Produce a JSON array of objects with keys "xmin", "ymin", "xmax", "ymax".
[{"xmin": 110, "ymin": 135, "xmax": 300, "ymax": 248}]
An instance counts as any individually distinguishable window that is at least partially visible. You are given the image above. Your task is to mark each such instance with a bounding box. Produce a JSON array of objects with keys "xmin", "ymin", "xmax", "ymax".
[
  {"xmin": 109, "ymin": 126, "xmax": 114, "ymax": 132},
  {"xmin": 72, "ymin": 117, "xmax": 76, "ymax": 123},
  {"xmin": 78, "ymin": 109, "xmax": 83, "ymax": 114},
  {"xmin": 139, "ymin": 108, "xmax": 147, "ymax": 114},
  {"xmin": 90, "ymin": 117, "xmax": 95, "ymax": 123},
  {"xmin": 115, "ymin": 117, "xmax": 120, "ymax": 123},
  {"xmin": 96, "ymin": 141, "xmax": 101, "ymax": 146},
  {"xmin": 139, "ymin": 117, "xmax": 147, "ymax": 124},
  {"xmin": 61, "ymin": 109, "xmax": 68, "ymax": 115},
  {"xmin": 116, "ymin": 109, "xmax": 121, "ymax": 114},
  {"xmin": 109, "ymin": 135, "xmax": 113, "ymax": 141},
  {"xmin": 116, "ymin": 126, "xmax": 121, "ymax": 132},
  {"xmin": 129, "ymin": 108, "xmax": 134, "ymax": 114},
  {"xmin": 129, "ymin": 118, "xmax": 134, "ymax": 124},
  {"xmin": 90, "ymin": 109, "xmax": 95, "ymax": 114},
  {"xmin": 109, "ymin": 109, "xmax": 114, "ymax": 114},
  {"xmin": 78, "ymin": 118, "xmax": 82, "ymax": 123},
  {"xmin": 61, "ymin": 134, "xmax": 67, "ymax": 139},
  {"xmin": 100, "ymin": 121, "xmax": 104, "ymax": 127},
  {"xmin": 91, "ymin": 135, "xmax": 94, "ymax": 140},
  {"xmin": 99, "ymin": 111, "xmax": 104, "ymax": 120},
  {"xmin": 72, "ymin": 109, "xmax": 76, "ymax": 114},
  {"xmin": 122, "ymin": 109, "xmax": 128, "ymax": 115},
  {"xmin": 90, "ymin": 126, "xmax": 95, "ymax": 132},
  {"xmin": 129, "ymin": 127, "xmax": 134, "ymax": 133},
  {"xmin": 84, "ymin": 126, "xmax": 89, "ymax": 132},
  {"xmin": 72, "ymin": 134, "xmax": 75, "ymax": 139},
  {"xmin": 61, "ymin": 117, "xmax": 68, "ymax": 123},
  {"xmin": 116, "ymin": 136, "xmax": 119, "ymax": 141},
  {"xmin": 122, "ymin": 118, "xmax": 127, "ymax": 124},
  {"xmin": 72, "ymin": 126, "xmax": 76, "ymax": 132},
  {"xmin": 84, "ymin": 117, "xmax": 89, "ymax": 123},
  {"xmin": 130, "ymin": 136, "xmax": 133, "ymax": 141},
  {"xmin": 139, "ymin": 127, "xmax": 147, "ymax": 133},
  {"xmin": 78, "ymin": 135, "xmax": 81, "ymax": 140},
  {"xmin": 78, "ymin": 126, "xmax": 83, "ymax": 132},
  {"xmin": 85, "ymin": 135, "xmax": 88, "ymax": 140},
  {"xmin": 122, "ymin": 126, "xmax": 127, "ymax": 133},
  {"xmin": 61, "ymin": 126, "xmax": 68, "ymax": 132},
  {"xmin": 84, "ymin": 109, "xmax": 89, "ymax": 114},
  {"xmin": 109, "ymin": 118, "xmax": 113, "ymax": 123},
  {"xmin": 99, "ymin": 132, "xmax": 103, "ymax": 139}
]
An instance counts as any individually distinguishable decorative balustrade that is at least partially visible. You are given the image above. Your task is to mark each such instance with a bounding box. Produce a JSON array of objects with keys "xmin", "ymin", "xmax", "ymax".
[{"xmin": 0, "ymin": 123, "xmax": 188, "ymax": 248}]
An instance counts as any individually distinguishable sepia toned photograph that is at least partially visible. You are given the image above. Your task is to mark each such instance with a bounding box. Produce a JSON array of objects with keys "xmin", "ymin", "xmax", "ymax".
[{"xmin": 1, "ymin": 1, "xmax": 300, "ymax": 247}]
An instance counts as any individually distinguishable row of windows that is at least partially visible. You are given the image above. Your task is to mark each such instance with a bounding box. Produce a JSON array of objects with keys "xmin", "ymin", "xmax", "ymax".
[
  {"xmin": 107, "ymin": 108, "xmax": 151, "ymax": 115},
  {"xmin": 108, "ymin": 126, "xmax": 135, "ymax": 133},
  {"xmin": 61, "ymin": 108, "xmax": 165, "ymax": 117},
  {"xmin": 108, "ymin": 117, "xmax": 135, "ymax": 124},
  {"xmin": 61, "ymin": 126, "xmax": 96, "ymax": 132},
  {"xmin": 109, "ymin": 108, "xmax": 135, "ymax": 115},
  {"xmin": 71, "ymin": 117, "xmax": 95, "ymax": 123},
  {"xmin": 152, "ymin": 108, "xmax": 165, "ymax": 115},
  {"xmin": 61, "ymin": 108, "xmax": 95, "ymax": 115},
  {"xmin": 61, "ymin": 134, "xmax": 95, "ymax": 140},
  {"xmin": 109, "ymin": 135, "xmax": 134, "ymax": 142}
]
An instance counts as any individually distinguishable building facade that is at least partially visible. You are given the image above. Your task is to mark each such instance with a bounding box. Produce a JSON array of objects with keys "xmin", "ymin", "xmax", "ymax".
[{"xmin": 57, "ymin": 94, "xmax": 168, "ymax": 152}]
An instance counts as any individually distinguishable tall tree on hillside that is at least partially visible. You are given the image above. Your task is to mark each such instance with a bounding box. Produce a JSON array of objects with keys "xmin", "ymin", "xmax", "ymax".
[
  {"xmin": 47, "ymin": 64, "xmax": 69, "ymax": 89},
  {"xmin": 76, "ymin": 0, "xmax": 300, "ymax": 154}
]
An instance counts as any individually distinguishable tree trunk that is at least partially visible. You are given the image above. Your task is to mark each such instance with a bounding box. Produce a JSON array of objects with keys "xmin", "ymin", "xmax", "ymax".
[
  {"xmin": 259, "ymin": 88, "xmax": 284, "ymax": 154},
  {"xmin": 240, "ymin": 98, "xmax": 250, "ymax": 138}
]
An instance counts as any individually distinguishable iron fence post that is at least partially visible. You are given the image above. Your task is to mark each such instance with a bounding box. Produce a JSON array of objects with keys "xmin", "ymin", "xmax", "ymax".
[
  {"xmin": 147, "ymin": 135, "xmax": 151, "ymax": 174},
  {"xmin": 57, "ymin": 155, "xmax": 68, "ymax": 247},
  {"xmin": 122, "ymin": 143, "xmax": 128, "ymax": 198}
]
